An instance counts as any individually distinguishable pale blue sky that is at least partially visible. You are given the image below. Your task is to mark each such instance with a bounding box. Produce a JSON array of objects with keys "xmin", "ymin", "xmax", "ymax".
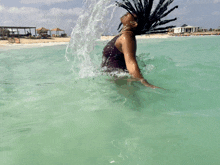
[{"xmin": 0, "ymin": 0, "xmax": 219, "ymax": 35}]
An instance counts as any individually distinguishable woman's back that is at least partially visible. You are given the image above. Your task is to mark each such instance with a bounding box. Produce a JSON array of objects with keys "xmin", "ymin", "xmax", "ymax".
[{"xmin": 101, "ymin": 34, "xmax": 127, "ymax": 71}]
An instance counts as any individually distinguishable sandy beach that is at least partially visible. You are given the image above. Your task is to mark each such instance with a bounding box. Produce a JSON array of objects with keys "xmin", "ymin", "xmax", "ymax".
[
  {"xmin": 100, "ymin": 34, "xmax": 171, "ymax": 41},
  {"xmin": 1, "ymin": 34, "xmax": 170, "ymax": 48},
  {"xmin": 101, "ymin": 32, "xmax": 220, "ymax": 41},
  {"xmin": 1, "ymin": 32, "xmax": 219, "ymax": 48},
  {"xmin": 0, "ymin": 37, "xmax": 71, "ymax": 49},
  {"xmin": 1, "ymin": 34, "xmax": 170, "ymax": 47}
]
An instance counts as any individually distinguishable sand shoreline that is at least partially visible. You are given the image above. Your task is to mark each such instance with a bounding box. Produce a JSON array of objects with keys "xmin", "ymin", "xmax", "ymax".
[
  {"xmin": 101, "ymin": 32, "xmax": 220, "ymax": 40},
  {"xmin": 100, "ymin": 34, "xmax": 171, "ymax": 40},
  {"xmin": 1, "ymin": 32, "xmax": 219, "ymax": 48},
  {"xmin": 0, "ymin": 37, "xmax": 71, "ymax": 48}
]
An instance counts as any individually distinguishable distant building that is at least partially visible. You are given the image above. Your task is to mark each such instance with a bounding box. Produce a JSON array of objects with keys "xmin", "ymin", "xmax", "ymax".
[
  {"xmin": 200, "ymin": 28, "xmax": 208, "ymax": 32},
  {"xmin": 0, "ymin": 28, "xmax": 9, "ymax": 37},
  {"xmin": 214, "ymin": 27, "xmax": 220, "ymax": 31},
  {"xmin": 0, "ymin": 26, "xmax": 36, "ymax": 38},
  {"xmin": 173, "ymin": 25, "xmax": 199, "ymax": 33}
]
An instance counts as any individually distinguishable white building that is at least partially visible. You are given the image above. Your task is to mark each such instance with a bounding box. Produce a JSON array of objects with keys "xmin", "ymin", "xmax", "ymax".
[{"xmin": 173, "ymin": 26, "xmax": 199, "ymax": 33}]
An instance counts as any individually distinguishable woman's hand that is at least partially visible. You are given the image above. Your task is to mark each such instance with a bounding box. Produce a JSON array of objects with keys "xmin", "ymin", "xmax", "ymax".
[
  {"xmin": 140, "ymin": 79, "xmax": 163, "ymax": 89},
  {"xmin": 127, "ymin": 78, "xmax": 164, "ymax": 89}
]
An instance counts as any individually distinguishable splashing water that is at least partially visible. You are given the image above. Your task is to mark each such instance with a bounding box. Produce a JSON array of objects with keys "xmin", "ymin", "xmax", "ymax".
[{"xmin": 65, "ymin": 0, "xmax": 116, "ymax": 78}]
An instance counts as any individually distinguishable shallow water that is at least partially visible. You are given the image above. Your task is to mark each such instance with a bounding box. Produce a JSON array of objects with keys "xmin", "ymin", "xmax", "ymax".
[{"xmin": 1, "ymin": 36, "xmax": 220, "ymax": 165}]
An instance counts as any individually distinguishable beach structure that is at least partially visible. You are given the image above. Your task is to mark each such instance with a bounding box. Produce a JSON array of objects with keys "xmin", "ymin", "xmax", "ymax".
[
  {"xmin": 200, "ymin": 28, "xmax": 208, "ymax": 32},
  {"xmin": 215, "ymin": 27, "xmax": 220, "ymax": 31},
  {"xmin": 37, "ymin": 27, "xmax": 50, "ymax": 38},
  {"xmin": 51, "ymin": 28, "xmax": 65, "ymax": 37},
  {"xmin": 173, "ymin": 25, "xmax": 199, "ymax": 33},
  {"xmin": 0, "ymin": 26, "xmax": 36, "ymax": 38},
  {"xmin": 0, "ymin": 28, "xmax": 9, "ymax": 37}
]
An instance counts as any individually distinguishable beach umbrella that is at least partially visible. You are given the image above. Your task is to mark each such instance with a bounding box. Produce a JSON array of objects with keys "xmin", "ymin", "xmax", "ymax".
[
  {"xmin": 51, "ymin": 28, "xmax": 64, "ymax": 36},
  {"xmin": 37, "ymin": 27, "xmax": 49, "ymax": 34},
  {"xmin": 36, "ymin": 27, "xmax": 49, "ymax": 38}
]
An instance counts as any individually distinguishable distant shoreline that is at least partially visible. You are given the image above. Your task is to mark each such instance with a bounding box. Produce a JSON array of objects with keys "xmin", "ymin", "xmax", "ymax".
[
  {"xmin": 0, "ymin": 32, "xmax": 219, "ymax": 48},
  {"xmin": 0, "ymin": 37, "xmax": 71, "ymax": 47},
  {"xmin": 101, "ymin": 31, "xmax": 220, "ymax": 40}
]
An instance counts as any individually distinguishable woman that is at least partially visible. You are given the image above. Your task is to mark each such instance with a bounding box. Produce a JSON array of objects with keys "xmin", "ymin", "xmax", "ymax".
[{"xmin": 102, "ymin": 0, "xmax": 178, "ymax": 89}]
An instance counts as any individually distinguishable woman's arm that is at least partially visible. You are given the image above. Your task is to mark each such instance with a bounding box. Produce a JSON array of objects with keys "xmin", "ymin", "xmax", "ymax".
[{"xmin": 121, "ymin": 33, "xmax": 161, "ymax": 89}]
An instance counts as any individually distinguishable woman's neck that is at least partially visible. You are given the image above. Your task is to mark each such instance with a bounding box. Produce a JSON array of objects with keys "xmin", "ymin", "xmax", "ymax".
[{"xmin": 120, "ymin": 25, "xmax": 136, "ymax": 35}]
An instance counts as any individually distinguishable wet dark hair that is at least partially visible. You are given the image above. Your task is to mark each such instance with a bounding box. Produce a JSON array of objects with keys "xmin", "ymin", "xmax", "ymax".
[{"xmin": 116, "ymin": 0, "xmax": 178, "ymax": 35}]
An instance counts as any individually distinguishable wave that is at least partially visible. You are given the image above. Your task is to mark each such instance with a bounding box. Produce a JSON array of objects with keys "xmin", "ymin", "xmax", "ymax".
[{"xmin": 65, "ymin": 0, "xmax": 116, "ymax": 79}]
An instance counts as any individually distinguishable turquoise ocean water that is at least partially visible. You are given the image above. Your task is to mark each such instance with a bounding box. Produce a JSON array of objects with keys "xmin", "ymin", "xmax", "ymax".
[{"xmin": 1, "ymin": 36, "xmax": 220, "ymax": 164}]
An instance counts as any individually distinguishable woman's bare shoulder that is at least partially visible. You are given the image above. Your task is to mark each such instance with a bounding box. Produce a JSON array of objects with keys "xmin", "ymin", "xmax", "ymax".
[{"xmin": 118, "ymin": 32, "xmax": 135, "ymax": 42}]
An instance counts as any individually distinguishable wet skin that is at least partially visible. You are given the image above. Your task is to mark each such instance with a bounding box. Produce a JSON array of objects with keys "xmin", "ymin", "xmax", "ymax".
[{"xmin": 115, "ymin": 13, "xmax": 161, "ymax": 89}]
